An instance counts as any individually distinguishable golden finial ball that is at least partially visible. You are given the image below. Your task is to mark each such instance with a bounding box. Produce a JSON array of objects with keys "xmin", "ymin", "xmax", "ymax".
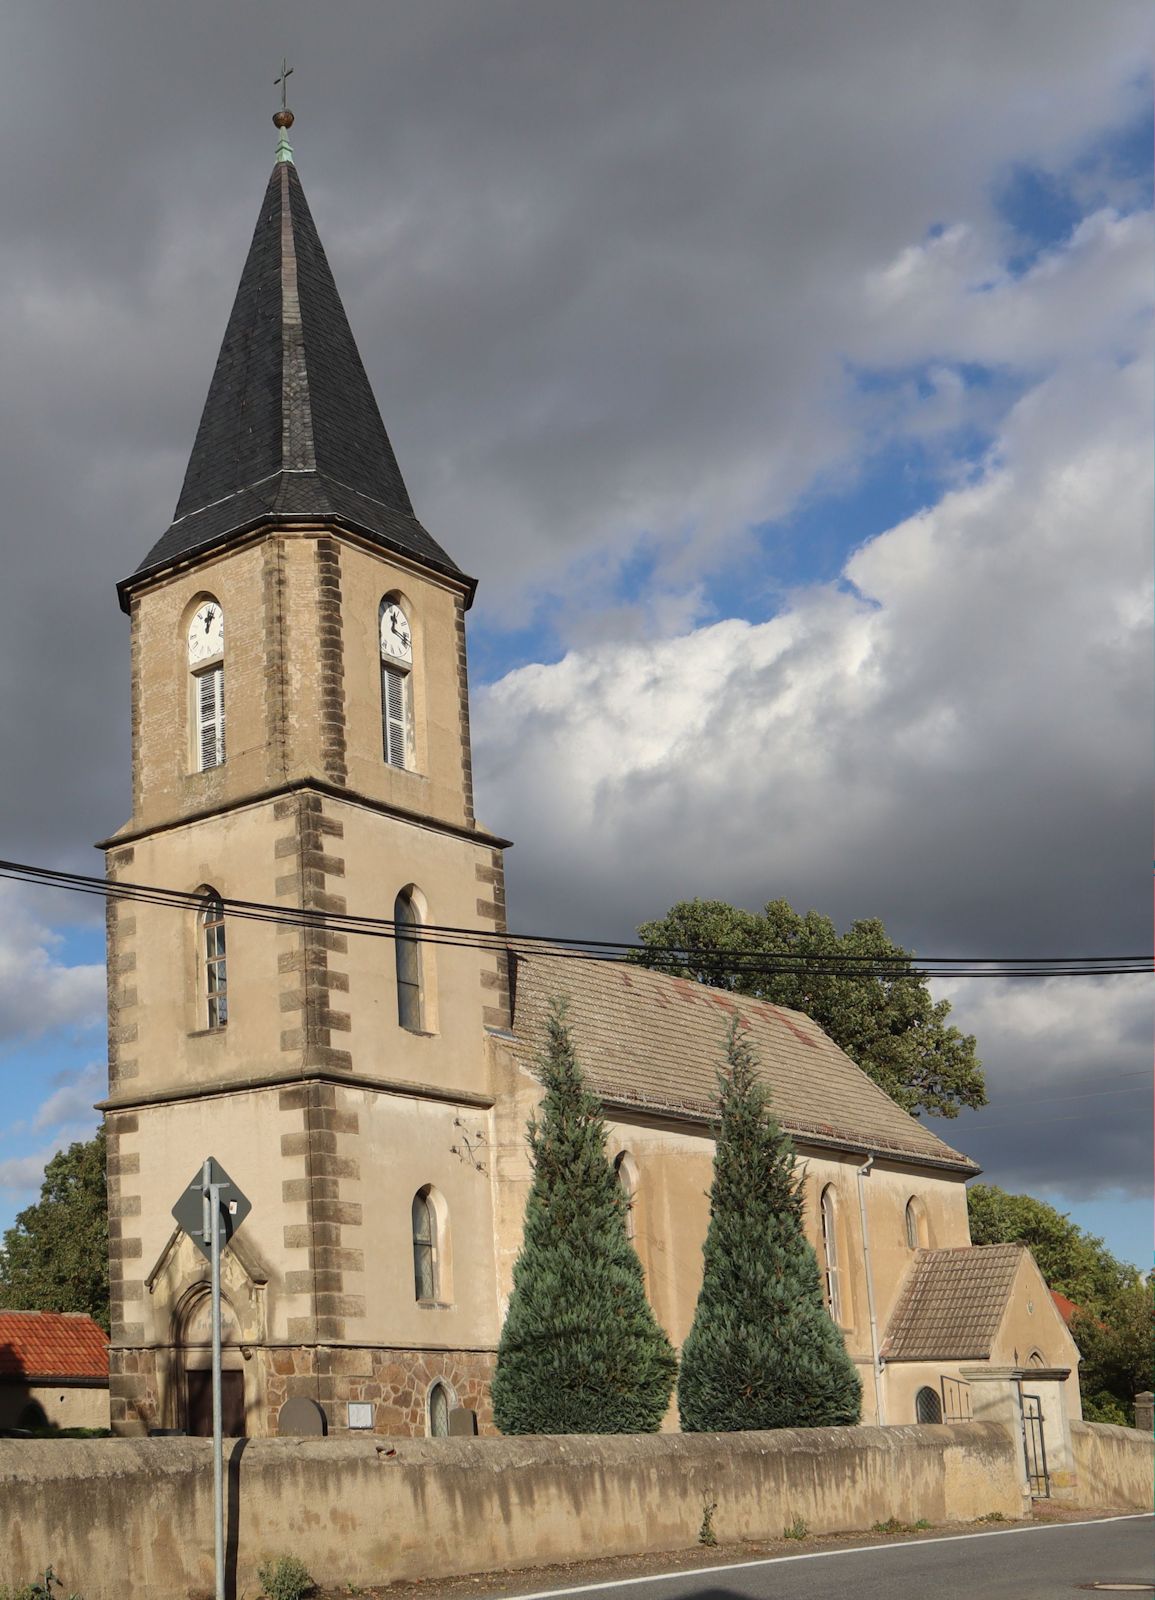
[{"xmin": 273, "ymin": 109, "xmax": 295, "ymax": 130}]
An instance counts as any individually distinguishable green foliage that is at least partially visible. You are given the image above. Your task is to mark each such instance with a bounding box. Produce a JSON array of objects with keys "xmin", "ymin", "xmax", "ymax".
[
  {"xmin": 872, "ymin": 1517, "xmax": 931, "ymax": 1534},
  {"xmin": 698, "ymin": 1500, "xmax": 718, "ymax": 1547},
  {"xmin": 966, "ymin": 1184, "xmax": 1139, "ymax": 1315},
  {"xmin": 677, "ymin": 1023, "xmax": 861, "ymax": 1433},
  {"xmin": 1072, "ymin": 1283, "xmax": 1154, "ymax": 1420},
  {"xmin": 257, "ymin": 1554, "xmax": 314, "ymax": 1600},
  {"xmin": 0, "ymin": 1568, "xmax": 81, "ymax": 1600},
  {"xmin": 491, "ymin": 1000, "xmax": 677, "ymax": 1434},
  {"xmin": 634, "ymin": 899, "xmax": 984, "ymax": 1118},
  {"xmin": 782, "ymin": 1517, "xmax": 808, "ymax": 1540},
  {"xmin": 0, "ymin": 1129, "xmax": 109, "ymax": 1332}
]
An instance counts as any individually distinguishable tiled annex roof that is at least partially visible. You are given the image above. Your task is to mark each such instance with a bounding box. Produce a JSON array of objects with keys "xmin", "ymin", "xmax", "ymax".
[
  {"xmin": 507, "ymin": 951, "xmax": 978, "ymax": 1173},
  {"xmin": 882, "ymin": 1244, "xmax": 1025, "ymax": 1360},
  {"xmin": 0, "ymin": 1311, "xmax": 109, "ymax": 1381},
  {"xmin": 124, "ymin": 159, "xmax": 467, "ymax": 603}
]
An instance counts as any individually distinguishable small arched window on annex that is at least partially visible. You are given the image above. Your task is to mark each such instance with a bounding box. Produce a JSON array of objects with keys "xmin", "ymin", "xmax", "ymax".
[
  {"xmin": 412, "ymin": 1185, "xmax": 451, "ymax": 1305},
  {"xmin": 394, "ymin": 886, "xmax": 430, "ymax": 1032},
  {"xmin": 186, "ymin": 597, "xmax": 226, "ymax": 772},
  {"xmin": 905, "ymin": 1195, "xmax": 930, "ymax": 1251},
  {"xmin": 614, "ymin": 1151, "xmax": 638, "ymax": 1241},
  {"xmin": 1027, "ymin": 1349, "xmax": 1046, "ymax": 1367},
  {"xmin": 915, "ymin": 1385, "xmax": 943, "ymax": 1424},
  {"xmin": 197, "ymin": 887, "xmax": 228, "ymax": 1030},
  {"xmin": 427, "ymin": 1379, "xmax": 455, "ymax": 1438},
  {"xmin": 819, "ymin": 1184, "xmax": 844, "ymax": 1326},
  {"xmin": 379, "ymin": 595, "xmax": 415, "ymax": 770}
]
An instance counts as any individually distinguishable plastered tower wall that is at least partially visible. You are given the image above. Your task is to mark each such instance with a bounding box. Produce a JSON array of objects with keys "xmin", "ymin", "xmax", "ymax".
[{"xmin": 104, "ymin": 524, "xmax": 510, "ymax": 1437}]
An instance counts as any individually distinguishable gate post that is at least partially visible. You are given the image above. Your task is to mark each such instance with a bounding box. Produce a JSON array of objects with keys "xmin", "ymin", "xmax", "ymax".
[
  {"xmin": 959, "ymin": 1365, "xmax": 1032, "ymax": 1514},
  {"xmin": 1134, "ymin": 1392, "xmax": 1154, "ymax": 1435}
]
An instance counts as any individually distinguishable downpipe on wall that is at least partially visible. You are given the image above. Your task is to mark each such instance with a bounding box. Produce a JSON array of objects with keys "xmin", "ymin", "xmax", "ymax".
[{"xmin": 856, "ymin": 1153, "xmax": 885, "ymax": 1425}]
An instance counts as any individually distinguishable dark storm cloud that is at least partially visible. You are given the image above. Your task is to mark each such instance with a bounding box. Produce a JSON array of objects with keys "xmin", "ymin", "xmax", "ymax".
[{"xmin": 0, "ymin": 2, "xmax": 1149, "ymax": 1206}]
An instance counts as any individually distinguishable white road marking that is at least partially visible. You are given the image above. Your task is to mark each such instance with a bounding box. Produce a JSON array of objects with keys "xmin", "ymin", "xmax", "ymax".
[{"xmin": 495, "ymin": 1513, "xmax": 1154, "ymax": 1600}]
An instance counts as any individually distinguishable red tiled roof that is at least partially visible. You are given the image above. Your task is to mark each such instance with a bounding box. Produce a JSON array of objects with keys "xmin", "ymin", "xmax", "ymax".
[
  {"xmin": 0, "ymin": 1311, "xmax": 109, "ymax": 1380},
  {"xmin": 1050, "ymin": 1289, "xmax": 1079, "ymax": 1326}
]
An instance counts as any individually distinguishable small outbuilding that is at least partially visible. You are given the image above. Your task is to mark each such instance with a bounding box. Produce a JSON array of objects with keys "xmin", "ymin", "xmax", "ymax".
[{"xmin": 0, "ymin": 1310, "xmax": 110, "ymax": 1432}]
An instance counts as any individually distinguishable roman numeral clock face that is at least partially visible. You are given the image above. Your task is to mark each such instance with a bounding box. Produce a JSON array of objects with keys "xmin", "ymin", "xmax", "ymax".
[
  {"xmin": 380, "ymin": 603, "xmax": 412, "ymax": 663},
  {"xmin": 187, "ymin": 602, "xmax": 224, "ymax": 664}
]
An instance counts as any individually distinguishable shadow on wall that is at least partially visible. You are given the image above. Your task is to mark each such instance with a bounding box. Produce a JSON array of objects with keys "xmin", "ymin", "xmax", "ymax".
[
  {"xmin": 225, "ymin": 1436, "xmax": 250, "ymax": 1600},
  {"xmin": 0, "ymin": 1342, "xmax": 45, "ymax": 1433}
]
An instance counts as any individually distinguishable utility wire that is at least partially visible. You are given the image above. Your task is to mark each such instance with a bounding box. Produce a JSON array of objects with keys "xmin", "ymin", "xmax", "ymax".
[{"xmin": 1, "ymin": 856, "xmax": 1148, "ymax": 981}]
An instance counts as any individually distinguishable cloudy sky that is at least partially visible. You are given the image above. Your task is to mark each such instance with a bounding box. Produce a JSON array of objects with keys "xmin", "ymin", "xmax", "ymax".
[{"xmin": 0, "ymin": 3, "xmax": 1150, "ymax": 1267}]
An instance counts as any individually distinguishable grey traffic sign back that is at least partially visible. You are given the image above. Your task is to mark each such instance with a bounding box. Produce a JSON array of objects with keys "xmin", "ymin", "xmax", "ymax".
[{"xmin": 172, "ymin": 1158, "xmax": 251, "ymax": 1262}]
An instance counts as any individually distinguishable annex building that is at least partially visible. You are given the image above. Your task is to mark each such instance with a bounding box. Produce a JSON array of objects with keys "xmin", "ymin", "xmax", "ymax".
[{"xmin": 99, "ymin": 119, "xmax": 1079, "ymax": 1467}]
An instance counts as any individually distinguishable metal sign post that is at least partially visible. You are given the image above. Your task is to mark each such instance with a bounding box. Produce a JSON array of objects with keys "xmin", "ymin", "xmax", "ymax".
[
  {"xmin": 204, "ymin": 1159, "xmax": 225, "ymax": 1600},
  {"xmin": 173, "ymin": 1158, "xmax": 251, "ymax": 1600}
]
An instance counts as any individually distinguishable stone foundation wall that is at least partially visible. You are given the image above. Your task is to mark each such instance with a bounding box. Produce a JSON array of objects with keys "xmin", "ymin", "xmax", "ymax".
[{"xmin": 264, "ymin": 1346, "xmax": 496, "ymax": 1435}]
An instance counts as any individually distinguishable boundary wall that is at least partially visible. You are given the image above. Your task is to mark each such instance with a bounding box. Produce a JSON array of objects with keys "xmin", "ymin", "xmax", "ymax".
[{"xmin": 0, "ymin": 1421, "xmax": 1146, "ymax": 1600}]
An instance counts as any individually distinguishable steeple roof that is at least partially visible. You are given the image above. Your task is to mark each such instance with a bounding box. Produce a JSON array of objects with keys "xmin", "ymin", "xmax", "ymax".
[{"xmin": 125, "ymin": 159, "xmax": 469, "ymax": 602}]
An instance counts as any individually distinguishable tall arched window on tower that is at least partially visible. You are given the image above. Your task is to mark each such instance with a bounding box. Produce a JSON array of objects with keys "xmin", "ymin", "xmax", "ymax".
[
  {"xmin": 187, "ymin": 599, "xmax": 226, "ymax": 771},
  {"xmin": 394, "ymin": 888, "xmax": 423, "ymax": 1031},
  {"xmin": 379, "ymin": 597, "xmax": 413, "ymax": 769},
  {"xmin": 819, "ymin": 1185, "xmax": 842, "ymax": 1324},
  {"xmin": 412, "ymin": 1187, "xmax": 438, "ymax": 1302},
  {"xmin": 200, "ymin": 891, "xmax": 228, "ymax": 1029}
]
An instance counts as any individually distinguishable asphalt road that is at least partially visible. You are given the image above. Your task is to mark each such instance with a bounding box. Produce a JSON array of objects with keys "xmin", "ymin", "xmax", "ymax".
[{"xmin": 502, "ymin": 1517, "xmax": 1154, "ymax": 1600}]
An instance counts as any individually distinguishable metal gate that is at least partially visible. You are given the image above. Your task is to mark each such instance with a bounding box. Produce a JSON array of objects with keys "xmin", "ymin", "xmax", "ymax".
[
  {"xmin": 1021, "ymin": 1392, "xmax": 1050, "ymax": 1498},
  {"xmin": 942, "ymin": 1376, "xmax": 972, "ymax": 1423}
]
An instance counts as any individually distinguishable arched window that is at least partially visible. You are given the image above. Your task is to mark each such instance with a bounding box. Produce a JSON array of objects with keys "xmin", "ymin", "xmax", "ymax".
[
  {"xmin": 905, "ymin": 1196, "xmax": 926, "ymax": 1250},
  {"xmin": 428, "ymin": 1381, "xmax": 450, "ymax": 1437},
  {"xmin": 201, "ymin": 892, "xmax": 228, "ymax": 1029},
  {"xmin": 614, "ymin": 1151, "xmax": 638, "ymax": 1241},
  {"xmin": 412, "ymin": 1187, "xmax": 438, "ymax": 1302},
  {"xmin": 187, "ymin": 599, "xmax": 226, "ymax": 771},
  {"xmin": 1028, "ymin": 1349, "xmax": 1046, "ymax": 1367},
  {"xmin": 916, "ymin": 1385, "xmax": 943, "ymax": 1424},
  {"xmin": 819, "ymin": 1185, "xmax": 842, "ymax": 1324},
  {"xmin": 394, "ymin": 889, "xmax": 423, "ymax": 1031},
  {"xmin": 379, "ymin": 597, "xmax": 413, "ymax": 770}
]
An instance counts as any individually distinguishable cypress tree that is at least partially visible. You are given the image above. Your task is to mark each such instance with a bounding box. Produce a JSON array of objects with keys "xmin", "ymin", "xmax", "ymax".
[
  {"xmin": 678, "ymin": 1021, "xmax": 861, "ymax": 1432},
  {"xmin": 492, "ymin": 1000, "xmax": 677, "ymax": 1434}
]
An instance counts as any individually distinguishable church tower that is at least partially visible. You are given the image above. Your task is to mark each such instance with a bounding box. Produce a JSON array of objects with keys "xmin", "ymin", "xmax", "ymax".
[{"xmin": 101, "ymin": 115, "xmax": 511, "ymax": 1437}]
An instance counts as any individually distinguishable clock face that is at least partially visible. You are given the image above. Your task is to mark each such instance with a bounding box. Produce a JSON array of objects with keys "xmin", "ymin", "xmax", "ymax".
[
  {"xmin": 379, "ymin": 602, "xmax": 412, "ymax": 663},
  {"xmin": 188, "ymin": 602, "xmax": 224, "ymax": 664}
]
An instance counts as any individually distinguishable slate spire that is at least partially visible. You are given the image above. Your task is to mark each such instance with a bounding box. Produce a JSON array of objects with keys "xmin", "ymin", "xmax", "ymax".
[{"xmin": 127, "ymin": 153, "xmax": 466, "ymax": 598}]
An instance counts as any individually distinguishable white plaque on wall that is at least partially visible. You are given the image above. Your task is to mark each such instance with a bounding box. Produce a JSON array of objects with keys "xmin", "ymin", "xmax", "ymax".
[{"xmin": 347, "ymin": 1402, "xmax": 374, "ymax": 1430}]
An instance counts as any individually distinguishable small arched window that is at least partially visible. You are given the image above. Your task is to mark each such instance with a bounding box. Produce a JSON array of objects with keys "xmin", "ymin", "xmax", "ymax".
[
  {"xmin": 187, "ymin": 599, "xmax": 226, "ymax": 771},
  {"xmin": 412, "ymin": 1188, "xmax": 438, "ymax": 1302},
  {"xmin": 819, "ymin": 1185, "xmax": 842, "ymax": 1324},
  {"xmin": 614, "ymin": 1151, "xmax": 638, "ymax": 1241},
  {"xmin": 1028, "ymin": 1349, "xmax": 1046, "ymax": 1367},
  {"xmin": 395, "ymin": 889, "xmax": 423, "ymax": 1031},
  {"xmin": 379, "ymin": 598, "xmax": 413, "ymax": 770},
  {"xmin": 916, "ymin": 1385, "xmax": 943, "ymax": 1424},
  {"xmin": 428, "ymin": 1381, "xmax": 450, "ymax": 1437},
  {"xmin": 200, "ymin": 892, "xmax": 228, "ymax": 1029},
  {"xmin": 905, "ymin": 1197, "xmax": 922, "ymax": 1250}
]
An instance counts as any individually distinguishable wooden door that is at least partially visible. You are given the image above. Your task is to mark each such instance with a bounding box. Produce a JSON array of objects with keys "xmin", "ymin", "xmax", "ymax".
[{"xmin": 186, "ymin": 1370, "xmax": 245, "ymax": 1436}]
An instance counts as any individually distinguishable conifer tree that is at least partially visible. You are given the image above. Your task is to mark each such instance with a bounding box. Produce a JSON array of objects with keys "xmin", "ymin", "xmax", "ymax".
[
  {"xmin": 678, "ymin": 1022, "xmax": 861, "ymax": 1432},
  {"xmin": 492, "ymin": 1000, "xmax": 677, "ymax": 1434}
]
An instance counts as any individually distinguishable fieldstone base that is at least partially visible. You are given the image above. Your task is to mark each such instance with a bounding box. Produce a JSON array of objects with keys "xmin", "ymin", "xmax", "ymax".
[{"xmin": 266, "ymin": 1346, "xmax": 497, "ymax": 1437}]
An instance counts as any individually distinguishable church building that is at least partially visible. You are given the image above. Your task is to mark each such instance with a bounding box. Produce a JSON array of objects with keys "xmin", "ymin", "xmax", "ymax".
[{"xmin": 99, "ymin": 115, "xmax": 1079, "ymax": 1472}]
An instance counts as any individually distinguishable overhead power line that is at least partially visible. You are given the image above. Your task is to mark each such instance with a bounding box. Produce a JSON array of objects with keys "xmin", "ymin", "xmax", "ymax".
[{"xmin": 0, "ymin": 857, "xmax": 1148, "ymax": 982}]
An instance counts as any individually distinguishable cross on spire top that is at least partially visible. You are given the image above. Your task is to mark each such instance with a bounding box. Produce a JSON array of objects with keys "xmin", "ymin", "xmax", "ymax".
[{"xmin": 273, "ymin": 56, "xmax": 295, "ymax": 162}]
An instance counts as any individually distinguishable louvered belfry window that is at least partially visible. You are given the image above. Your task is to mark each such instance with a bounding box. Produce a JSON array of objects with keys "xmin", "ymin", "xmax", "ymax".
[
  {"xmin": 196, "ymin": 664, "xmax": 226, "ymax": 771},
  {"xmin": 382, "ymin": 663, "xmax": 409, "ymax": 768},
  {"xmin": 202, "ymin": 895, "xmax": 228, "ymax": 1029},
  {"xmin": 379, "ymin": 597, "xmax": 413, "ymax": 769}
]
